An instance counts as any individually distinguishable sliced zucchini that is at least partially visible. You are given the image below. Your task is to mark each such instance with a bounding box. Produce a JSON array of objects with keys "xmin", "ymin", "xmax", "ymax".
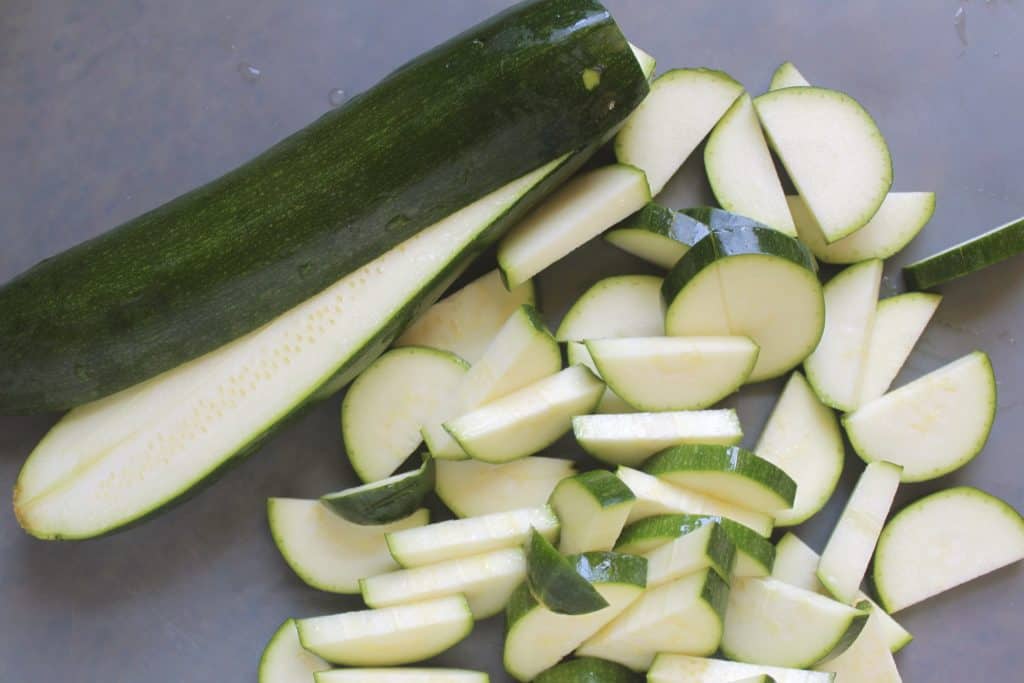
[
  {"xmin": 769, "ymin": 61, "xmax": 811, "ymax": 90},
  {"xmin": 903, "ymin": 214, "xmax": 1024, "ymax": 290},
  {"xmin": 604, "ymin": 203, "xmax": 708, "ymax": 269},
  {"xmin": 771, "ymin": 533, "xmax": 912, "ymax": 653},
  {"xmin": 386, "ymin": 506, "xmax": 558, "ymax": 568},
  {"xmin": 421, "ymin": 304, "xmax": 561, "ymax": 460},
  {"xmin": 586, "ymin": 336, "xmax": 759, "ymax": 411},
  {"xmin": 315, "ymin": 669, "xmax": 488, "ymax": 683},
  {"xmin": 296, "ymin": 595, "xmax": 473, "ymax": 666},
  {"xmin": 873, "ymin": 486, "xmax": 1024, "ymax": 612},
  {"xmin": 549, "ymin": 470, "xmax": 636, "ymax": 554},
  {"xmin": 705, "ymin": 94, "xmax": 796, "ymax": 236},
  {"xmin": 814, "ymin": 614, "xmax": 901, "ymax": 683},
  {"xmin": 679, "ymin": 207, "xmax": 771, "ymax": 233},
  {"xmin": 753, "ymin": 87, "xmax": 892, "ymax": 242},
  {"xmin": 804, "ymin": 259, "xmax": 883, "ymax": 411},
  {"xmin": 629, "ymin": 43, "xmax": 657, "ymax": 80},
  {"xmin": 395, "ymin": 269, "xmax": 535, "ymax": 364},
  {"xmin": 577, "ymin": 569, "xmax": 729, "ymax": 670},
  {"xmin": 503, "ymin": 552, "xmax": 648, "ymax": 681},
  {"xmin": 360, "ymin": 547, "xmax": 526, "ymax": 619},
  {"xmin": 267, "ymin": 499, "xmax": 428, "ymax": 594},
  {"xmin": 555, "ymin": 275, "xmax": 664, "ymax": 343},
  {"xmin": 662, "ymin": 225, "xmax": 823, "ymax": 382},
  {"xmin": 643, "ymin": 444, "xmax": 797, "ymax": 513},
  {"xmin": 859, "ymin": 292, "xmax": 941, "ymax": 405},
  {"xmin": 648, "ymin": 655, "xmax": 834, "ymax": 683},
  {"xmin": 641, "ymin": 520, "xmax": 735, "ymax": 586},
  {"xmin": 567, "ymin": 343, "xmax": 635, "ymax": 414},
  {"xmin": 722, "ymin": 578, "xmax": 869, "ymax": 668},
  {"xmin": 444, "ymin": 365, "xmax": 604, "ymax": 463},
  {"xmin": 498, "ymin": 165, "xmax": 651, "ymax": 287},
  {"xmin": 320, "ymin": 454, "xmax": 434, "ymax": 525},
  {"xmin": 259, "ymin": 618, "xmax": 328, "ymax": 683},
  {"xmin": 535, "ymin": 656, "xmax": 641, "ymax": 683},
  {"xmin": 754, "ymin": 372, "xmax": 844, "ymax": 526},
  {"xmin": 343, "ymin": 348, "xmax": 466, "ymax": 482},
  {"xmin": 789, "ymin": 193, "xmax": 935, "ymax": 265},
  {"xmin": 817, "ymin": 461, "xmax": 901, "ymax": 603},
  {"xmin": 616, "ymin": 467, "xmax": 773, "ymax": 537},
  {"xmin": 435, "ymin": 456, "xmax": 576, "ymax": 518},
  {"xmin": 616, "ymin": 513, "xmax": 772, "ymax": 579},
  {"xmin": 843, "ymin": 351, "xmax": 996, "ymax": 481},
  {"xmin": 573, "ymin": 410, "xmax": 742, "ymax": 467},
  {"xmin": 526, "ymin": 529, "xmax": 610, "ymax": 615},
  {"xmin": 615, "ymin": 68, "xmax": 744, "ymax": 195}
]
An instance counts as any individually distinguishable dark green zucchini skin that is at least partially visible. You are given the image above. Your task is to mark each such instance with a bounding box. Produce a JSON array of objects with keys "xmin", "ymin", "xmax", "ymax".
[
  {"xmin": 0, "ymin": 0, "xmax": 647, "ymax": 413},
  {"xmin": 526, "ymin": 529, "xmax": 610, "ymax": 615},
  {"xmin": 613, "ymin": 202, "xmax": 710, "ymax": 246},
  {"xmin": 903, "ymin": 215, "xmax": 1024, "ymax": 290},
  {"xmin": 535, "ymin": 657, "xmax": 643, "ymax": 682}
]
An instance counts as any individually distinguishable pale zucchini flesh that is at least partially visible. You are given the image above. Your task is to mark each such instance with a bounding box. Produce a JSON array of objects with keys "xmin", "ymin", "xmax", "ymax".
[
  {"xmin": 567, "ymin": 342, "xmax": 635, "ymax": 414},
  {"xmin": 259, "ymin": 618, "xmax": 328, "ymax": 683},
  {"xmin": 555, "ymin": 275, "xmax": 664, "ymax": 343},
  {"xmin": 858, "ymin": 292, "xmax": 941, "ymax": 405},
  {"xmin": 643, "ymin": 521, "xmax": 736, "ymax": 587},
  {"xmin": 573, "ymin": 410, "xmax": 742, "ymax": 466},
  {"xmin": 549, "ymin": 470, "xmax": 636, "ymax": 554},
  {"xmin": 649, "ymin": 654, "xmax": 835, "ymax": 683},
  {"xmin": 315, "ymin": 669, "xmax": 489, "ymax": 683},
  {"xmin": 814, "ymin": 613, "xmax": 902, "ymax": 683},
  {"xmin": 435, "ymin": 456, "xmax": 576, "ymax": 518},
  {"xmin": 769, "ymin": 61, "xmax": 811, "ymax": 90}
]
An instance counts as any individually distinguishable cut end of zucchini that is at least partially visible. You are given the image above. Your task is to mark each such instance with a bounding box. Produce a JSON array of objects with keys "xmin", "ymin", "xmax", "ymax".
[
  {"xmin": 574, "ymin": 410, "xmax": 743, "ymax": 467},
  {"xmin": 604, "ymin": 202, "xmax": 708, "ymax": 269},
  {"xmin": 556, "ymin": 275, "xmax": 665, "ymax": 343},
  {"xmin": 769, "ymin": 61, "xmax": 811, "ymax": 91},
  {"xmin": 550, "ymin": 470, "xmax": 636, "ymax": 554},
  {"xmin": 526, "ymin": 529, "xmax": 610, "ymax": 615},
  {"xmin": 259, "ymin": 618, "xmax": 329, "ymax": 683},
  {"xmin": 435, "ymin": 456, "xmax": 576, "ymax": 518},
  {"xmin": 320, "ymin": 453, "xmax": 434, "ymax": 525}
]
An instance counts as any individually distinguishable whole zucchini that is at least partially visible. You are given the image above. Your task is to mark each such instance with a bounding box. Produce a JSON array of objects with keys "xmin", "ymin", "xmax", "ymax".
[{"xmin": 0, "ymin": 0, "xmax": 647, "ymax": 413}]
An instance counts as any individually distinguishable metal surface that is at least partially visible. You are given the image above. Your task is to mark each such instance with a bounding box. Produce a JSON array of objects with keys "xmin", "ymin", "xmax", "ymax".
[{"xmin": 1, "ymin": 1, "xmax": 1022, "ymax": 680}]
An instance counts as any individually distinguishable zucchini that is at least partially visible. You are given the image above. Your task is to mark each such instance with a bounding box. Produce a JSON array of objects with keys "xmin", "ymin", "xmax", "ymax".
[
  {"xmin": 295, "ymin": 595, "xmax": 473, "ymax": 666},
  {"xmin": 342, "ymin": 348, "xmax": 467, "ymax": 483},
  {"xmin": 679, "ymin": 206, "xmax": 772, "ymax": 233},
  {"xmin": 259, "ymin": 619, "xmax": 328, "ymax": 683},
  {"xmin": 315, "ymin": 670, "xmax": 488, "ymax": 683},
  {"xmin": 903, "ymin": 215, "xmax": 1024, "ymax": 290},
  {"xmin": 435, "ymin": 456, "xmax": 576, "ymax": 518},
  {"xmin": 859, "ymin": 292, "xmax": 941, "ymax": 405},
  {"xmin": 267, "ymin": 499, "xmax": 428, "ymax": 594},
  {"xmin": 567, "ymin": 343, "xmax": 635, "ymax": 414},
  {"xmin": 320, "ymin": 454, "xmax": 434, "ymax": 525},
  {"xmin": 648, "ymin": 655, "xmax": 834, "ymax": 683},
  {"xmin": 549, "ymin": 470, "xmax": 636, "ymax": 554},
  {"xmin": 604, "ymin": 203, "xmax": 708, "ymax": 268},
  {"xmin": 526, "ymin": 529, "xmax": 610, "ymax": 615},
  {"xmin": 556, "ymin": 275, "xmax": 665, "ymax": 343},
  {"xmin": 662, "ymin": 224, "xmax": 823, "ymax": 382},
  {"xmin": 814, "ymin": 616, "xmax": 901, "ymax": 683},
  {"xmin": 535, "ymin": 657, "xmax": 641, "ymax": 682},
  {"xmin": 0, "ymin": 0, "xmax": 647, "ymax": 413},
  {"xmin": 769, "ymin": 61, "xmax": 811, "ymax": 90},
  {"xmin": 394, "ymin": 270, "xmax": 535, "ymax": 364},
  {"xmin": 873, "ymin": 486, "xmax": 1024, "ymax": 613},
  {"xmin": 629, "ymin": 43, "xmax": 657, "ymax": 80},
  {"xmin": 640, "ymin": 521, "xmax": 735, "ymax": 586}
]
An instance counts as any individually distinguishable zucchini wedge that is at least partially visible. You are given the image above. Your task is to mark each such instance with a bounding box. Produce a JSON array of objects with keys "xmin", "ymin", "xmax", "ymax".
[
  {"xmin": 604, "ymin": 203, "xmax": 708, "ymax": 268},
  {"xmin": 549, "ymin": 470, "xmax": 636, "ymax": 554},
  {"xmin": 859, "ymin": 292, "xmax": 941, "ymax": 405},
  {"xmin": 903, "ymin": 214, "xmax": 1024, "ymax": 290},
  {"xmin": 649, "ymin": 655, "xmax": 834, "ymax": 683},
  {"xmin": 0, "ymin": 0, "xmax": 648, "ymax": 413},
  {"xmin": 769, "ymin": 61, "xmax": 811, "ymax": 90},
  {"xmin": 535, "ymin": 657, "xmax": 641, "ymax": 682},
  {"xmin": 320, "ymin": 454, "xmax": 434, "ymax": 525},
  {"xmin": 526, "ymin": 529, "xmax": 610, "ymax": 615},
  {"xmin": 436, "ymin": 457, "xmax": 576, "ymax": 519},
  {"xmin": 315, "ymin": 670, "xmax": 488, "ymax": 683},
  {"xmin": 259, "ymin": 618, "xmax": 329, "ymax": 683}
]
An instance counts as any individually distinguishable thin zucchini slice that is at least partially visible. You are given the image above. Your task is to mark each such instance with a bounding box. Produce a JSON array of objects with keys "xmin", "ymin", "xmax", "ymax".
[
  {"xmin": 753, "ymin": 87, "xmax": 892, "ymax": 242},
  {"xmin": 577, "ymin": 568, "xmax": 729, "ymax": 670},
  {"xmin": 386, "ymin": 506, "xmax": 558, "ymax": 568},
  {"xmin": 421, "ymin": 304, "xmax": 561, "ymax": 460},
  {"xmin": 535, "ymin": 657, "xmax": 641, "ymax": 682},
  {"xmin": 586, "ymin": 336, "xmax": 759, "ymax": 411},
  {"xmin": 527, "ymin": 529, "xmax": 610, "ymax": 615},
  {"xmin": 315, "ymin": 669, "xmax": 488, "ymax": 683},
  {"xmin": 556, "ymin": 275, "xmax": 664, "ymax": 343},
  {"xmin": 567, "ymin": 343, "xmax": 635, "ymax": 414},
  {"xmin": 295, "ymin": 595, "xmax": 473, "ymax": 666},
  {"xmin": 804, "ymin": 259, "xmax": 883, "ymax": 411},
  {"xmin": 769, "ymin": 61, "xmax": 811, "ymax": 90},
  {"xmin": 267, "ymin": 499, "xmax": 428, "ymax": 594},
  {"xmin": 573, "ymin": 410, "xmax": 742, "ymax": 467},
  {"xmin": 705, "ymin": 94, "xmax": 797, "ymax": 236},
  {"xmin": 722, "ymin": 578, "xmax": 869, "ymax": 668},
  {"xmin": 394, "ymin": 269, "xmax": 535, "ymax": 364},
  {"xmin": 817, "ymin": 462, "xmax": 902, "ymax": 603},
  {"xmin": 662, "ymin": 225, "xmax": 823, "ymax": 382},
  {"xmin": 435, "ymin": 456, "xmax": 575, "ymax": 518},
  {"xmin": 504, "ymin": 552, "xmax": 648, "ymax": 682},
  {"xmin": 343, "ymin": 348, "xmax": 466, "ymax": 482},
  {"xmin": 903, "ymin": 214, "xmax": 1024, "ymax": 290},
  {"xmin": 259, "ymin": 618, "xmax": 328, "ymax": 683},
  {"xmin": 616, "ymin": 467, "xmax": 773, "ymax": 537},
  {"xmin": 444, "ymin": 365, "xmax": 604, "ymax": 463},
  {"xmin": 361, "ymin": 547, "xmax": 526, "ymax": 619},
  {"xmin": 859, "ymin": 292, "xmax": 941, "ymax": 405},
  {"xmin": 873, "ymin": 486, "xmax": 1024, "ymax": 612},
  {"xmin": 320, "ymin": 454, "xmax": 434, "ymax": 525},
  {"xmin": 604, "ymin": 203, "xmax": 708, "ymax": 269},
  {"xmin": 640, "ymin": 521, "xmax": 735, "ymax": 586},
  {"xmin": 814, "ymin": 615, "xmax": 901, "ymax": 683},
  {"xmin": 649, "ymin": 655, "xmax": 834, "ymax": 683},
  {"xmin": 549, "ymin": 470, "xmax": 636, "ymax": 554},
  {"xmin": 615, "ymin": 68, "xmax": 744, "ymax": 195},
  {"xmin": 754, "ymin": 372, "xmax": 844, "ymax": 526},
  {"xmin": 498, "ymin": 165, "xmax": 651, "ymax": 287},
  {"xmin": 843, "ymin": 351, "xmax": 996, "ymax": 482},
  {"xmin": 643, "ymin": 444, "xmax": 796, "ymax": 513}
]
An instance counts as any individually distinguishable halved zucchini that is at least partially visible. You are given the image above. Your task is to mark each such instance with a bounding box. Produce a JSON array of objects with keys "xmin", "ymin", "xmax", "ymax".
[
  {"xmin": 573, "ymin": 410, "xmax": 742, "ymax": 467},
  {"xmin": 320, "ymin": 454, "xmax": 434, "ymax": 525},
  {"xmin": 648, "ymin": 654, "xmax": 834, "ymax": 683},
  {"xmin": 604, "ymin": 203, "xmax": 708, "ymax": 268},
  {"xmin": 549, "ymin": 470, "xmax": 636, "ymax": 554},
  {"xmin": 859, "ymin": 292, "xmax": 941, "ymax": 405},
  {"xmin": 259, "ymin": 618, "xmax": 328, "ymax": 683},
  {"xmin": 435, "ymin": 457, "xmax": 576, "ymax": 518},
  {"xmin": 526, "ymin": 529, "xmax": 610, "ymax": 615}
]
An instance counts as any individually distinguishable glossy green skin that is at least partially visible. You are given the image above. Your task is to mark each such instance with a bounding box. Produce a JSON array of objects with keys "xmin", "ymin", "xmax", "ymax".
[
  {"xmin": 696, "ymin": 567, "xmax": 732, "ymax": 621},
  {"xmin": 0, "ymin": 0, "xmax": 648, "ymax": 413},
  {"xmin": 608, "ymin": 202, "xmax": 710, "ymax": 245},
  {"xmin": 616, "ymin": 513, "xmax": 773, "ymax": 576},
  {"xmin": 681, "ymin": 206, "xmax": 770, "ymax": 232},
  {"xmin": 320, "ymin": 454, "xmax": 435, "ymax": 525},
  {"xmin": 903, "ymin": 215, "xmax": 1024, "ymax": 290},
  {"xmin": 535, "ymin": 657, "xmax": 643, "ymax": 682},
  {"xmin": 526, "ymin": 529, "xmax": 610, "ymax": 615},
  {"xmin": 563, "ymin": 469, "xmax": 636, "ymax": 508},
  {"xmin": 643, "ymin": 444, "xmax": 798, "ymax": 508}
]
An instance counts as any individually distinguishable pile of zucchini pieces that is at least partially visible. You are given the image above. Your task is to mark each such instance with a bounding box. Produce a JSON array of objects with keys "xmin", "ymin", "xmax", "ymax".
[{"xmin": 260, "ymin": 54, "xmax": 1024, "ymax": 683}]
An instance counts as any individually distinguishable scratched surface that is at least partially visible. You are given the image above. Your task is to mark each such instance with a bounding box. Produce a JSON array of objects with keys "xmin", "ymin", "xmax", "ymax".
[{"xmin": 1, "ymin": 1, "xmax": 1022, "ymax": 680}]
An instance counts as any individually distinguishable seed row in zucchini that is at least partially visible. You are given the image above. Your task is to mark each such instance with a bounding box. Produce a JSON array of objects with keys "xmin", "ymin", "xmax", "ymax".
[
  {"xmin": 573, "ymin": 410, "xmax": 743, "ymax": 466},
  {"xmin": 604, "ymin": 203, "xmax": 709, "ymax": 268},
  {"xmin": 549, "ymin": 470, "xmax": 636, "ymax": 554},
  {"xmin": 320, "ymin": 453, "xmax": 435, "ymax": 525},
  {"xmin": 903, "ymin": 214, "xmax": 1024, "ymax": 290},
  {"xmin": 526, "ymin": 529, "xmax": 610, "ymax": 615}
]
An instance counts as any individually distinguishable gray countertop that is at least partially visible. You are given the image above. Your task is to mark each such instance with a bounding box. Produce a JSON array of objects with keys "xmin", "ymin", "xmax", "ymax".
[{"xmin": 1, "ymin": 1, "xmax": 1022, "ymax": 680}]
